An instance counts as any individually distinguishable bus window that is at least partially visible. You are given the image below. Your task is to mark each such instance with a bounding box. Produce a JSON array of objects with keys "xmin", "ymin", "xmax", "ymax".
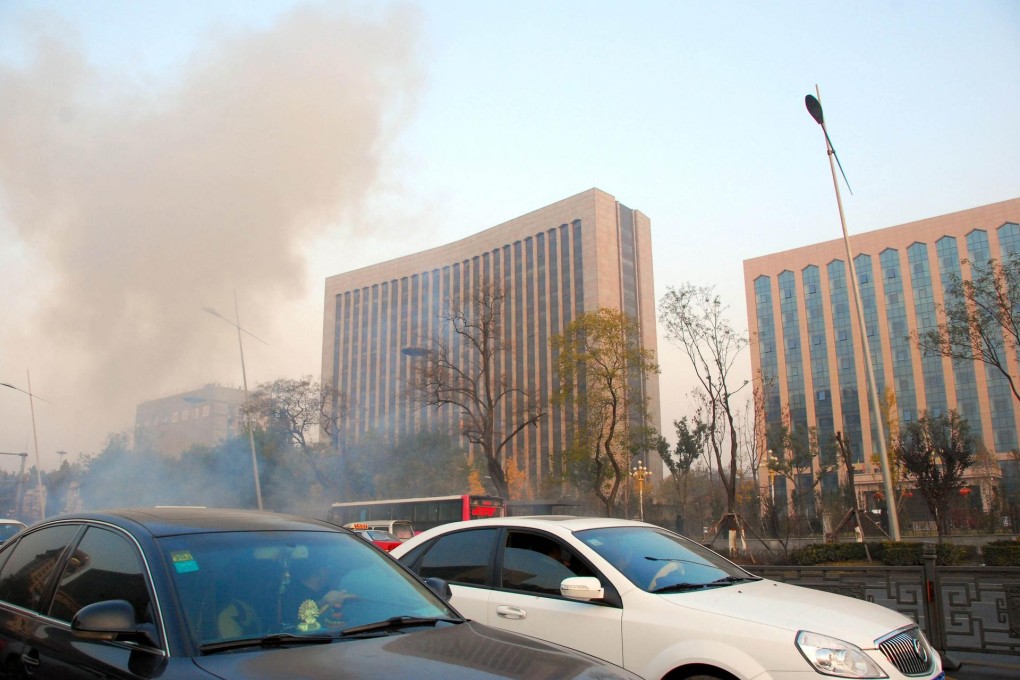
[{"xmin": 328, "ymin": 495, "xmax": 505, "ymax": 532}]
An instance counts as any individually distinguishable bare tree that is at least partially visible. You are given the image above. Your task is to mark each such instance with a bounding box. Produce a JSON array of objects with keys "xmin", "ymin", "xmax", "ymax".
[
  {"xmin": 242, "ymin": 376, "xmax": 348, "ymax": 489},
  {"xmin": 409, "ymin": 282, "xmax": 544, "ymax": 499},
  {"xmin": 740, "ymin": 374, "xmax": 772, "ymax": 531},
  {"xmin": 918, "ymin": 255, "xmax": 1020, "ymax": 403},
  {"xmin": 552, "ymin": 308, "xmax": 659, "ymax": 517},
  {"xmin": 658, "ymin": 283, "xmax": 748, "ymax": 532}
]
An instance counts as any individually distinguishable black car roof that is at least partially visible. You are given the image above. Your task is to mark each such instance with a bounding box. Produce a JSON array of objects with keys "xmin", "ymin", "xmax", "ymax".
[{"xmin": 44, "ymin": 507, "xmax": 338, "ymax": 538}]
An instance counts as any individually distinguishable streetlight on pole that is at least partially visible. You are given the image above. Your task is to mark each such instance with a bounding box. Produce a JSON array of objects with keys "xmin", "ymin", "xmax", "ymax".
[
  {"xmin": 631, "ymin": 461, "xmax": 650, "ymax": 522},
  {"xmin": 204, "ymin": 292, "xmax": 267, "ymax": 511},
  {"xmin": 805, "ymin": 86, "xmax": 901, "ymax": 540},
  {"xmin": 1, "ymin": 373, "xmax": 47, "ymax": 521}
]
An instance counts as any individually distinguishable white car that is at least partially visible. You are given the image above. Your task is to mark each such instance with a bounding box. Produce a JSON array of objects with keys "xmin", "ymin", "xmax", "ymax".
[
  {"xmin": 0, "ymin": 519, "xmax": 27, "ymax": 544},
  {"xmin": 391, "ymin": 516, "xmax": 943, "ymax": 680}
]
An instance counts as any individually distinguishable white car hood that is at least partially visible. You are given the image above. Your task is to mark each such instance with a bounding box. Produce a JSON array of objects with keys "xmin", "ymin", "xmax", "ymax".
[{"xmin": 658, "ymin": 578, "xmax": 911, "ymax": 645}]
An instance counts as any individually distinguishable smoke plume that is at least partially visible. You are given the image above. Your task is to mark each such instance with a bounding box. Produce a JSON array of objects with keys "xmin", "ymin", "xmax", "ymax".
[{"xmin": 0, "ymin": 4, "xmax": 423, "ymax": 459}]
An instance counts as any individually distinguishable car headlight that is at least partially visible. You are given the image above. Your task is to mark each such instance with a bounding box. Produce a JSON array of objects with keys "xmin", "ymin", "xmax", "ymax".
[{"xmin": 796, "ymin": 631, "xmax": 887, "ymax": 678}]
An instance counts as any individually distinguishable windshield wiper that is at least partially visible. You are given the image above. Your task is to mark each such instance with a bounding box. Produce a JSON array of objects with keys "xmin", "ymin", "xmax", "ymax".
[
  {"xmin": 200, "ymin": 632, "xmax": 334, "ymax": 654},
  {"xmin": 651, "ymin": 575, "xmax": 761, "ymax": 594},
  {"xmin": 650, "ymin": 582, "xmax": 713, "ymax": 594},
  {"xmin": 340, "ymin": 616, "xmax": 460, "ymax": 637},
  {"xmin": 710, "ymin": 575, "xmax": 761, "ymax": 584},
  {"xmin": 643, "ymin": 556, "xmax": 713, "ymax": 568}
]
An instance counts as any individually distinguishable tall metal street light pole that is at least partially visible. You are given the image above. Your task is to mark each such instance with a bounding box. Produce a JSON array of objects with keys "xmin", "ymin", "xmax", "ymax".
[
  {"xmin": 1, "ymin": 373, "xmax": 47, "ymax": 521},
  {"xmin": 805, "ymin": 86, "xmax": 901, "ymax": 540},
  {"xmin": 204, "ymin": 292, "xmax": 266, "ymax": 511}
]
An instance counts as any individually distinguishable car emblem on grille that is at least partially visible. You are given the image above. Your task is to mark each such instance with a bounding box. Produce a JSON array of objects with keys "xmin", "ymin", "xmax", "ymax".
[{"xmin": 912, "ymin": 638, "xmax": 928, "ymax": 663}]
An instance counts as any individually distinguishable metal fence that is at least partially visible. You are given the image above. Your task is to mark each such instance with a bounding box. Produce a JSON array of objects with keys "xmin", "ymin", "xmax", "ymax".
[{"xmin": 747, "ymin": 550, "xmax": 1020, "ymax": 657}]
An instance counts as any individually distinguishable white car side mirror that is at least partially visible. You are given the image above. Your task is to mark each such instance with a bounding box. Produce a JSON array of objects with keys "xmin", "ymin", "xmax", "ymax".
[{"xmin": 560, "ymin": 576, "xmax": 604, "ymax": 601}]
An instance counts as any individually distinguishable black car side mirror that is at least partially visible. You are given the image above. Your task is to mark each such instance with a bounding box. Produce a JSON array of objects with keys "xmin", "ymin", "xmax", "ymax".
[
  {"xmin": 72, "ymin": 600, "xmax": 159, "ymax": 647},
  {"xmin": 424, "ymin": 577, "xmax": 453, "ymax": 601}
]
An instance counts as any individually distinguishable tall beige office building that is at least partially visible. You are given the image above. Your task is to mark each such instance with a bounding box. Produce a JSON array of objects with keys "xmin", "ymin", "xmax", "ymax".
[
  {"xmin": 743, "ymin": 198, "xmax": 1020, "ymax": 517},
  {"xmin": 322, "ymin": 189, "xmax": 661, "ymax": 493}
]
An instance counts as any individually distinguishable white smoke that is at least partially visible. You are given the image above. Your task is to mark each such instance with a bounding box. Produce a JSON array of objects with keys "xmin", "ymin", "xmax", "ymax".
[{"xmin": 0, "ymin": 4, "xmax": 423, "ymax": 461}]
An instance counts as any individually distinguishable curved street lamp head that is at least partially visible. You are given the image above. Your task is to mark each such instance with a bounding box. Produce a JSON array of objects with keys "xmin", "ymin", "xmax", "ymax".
[
  {"xmin": 401, "ymin": 346, "xmax": 430, "ymax": 358},
  {"xmin": 805, "ymin": 94, "xmax": 824, "ymax": 126},
  {"xmin": 804, "ymin": 90, "xmax": 853, "ymax": 195}
]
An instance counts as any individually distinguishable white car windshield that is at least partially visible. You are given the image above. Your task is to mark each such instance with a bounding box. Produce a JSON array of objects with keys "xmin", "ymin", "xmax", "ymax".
[
  {"xmin": 576, "ymin": 526, "xmax": 758, "ymax": 593},
  {"xmin": 157, "ymin": 530, "xmax": 457, "ymax": 647}
]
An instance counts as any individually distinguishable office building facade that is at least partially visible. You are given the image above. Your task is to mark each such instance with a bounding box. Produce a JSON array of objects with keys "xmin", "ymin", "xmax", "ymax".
[
  {"xmin": 744, "ymin": 198, "xmax": 1020, "ymax": 515},
  {"xmin": 322, "ymin": 188, "xmax": 661, "ymax": 493},
  {"xmin": 134, "ymin": 384, "xmax": 246, "ymax": 456}
]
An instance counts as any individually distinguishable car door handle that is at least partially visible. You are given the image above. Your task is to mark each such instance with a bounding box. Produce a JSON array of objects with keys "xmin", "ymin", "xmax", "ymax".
[
  {"xmin": 21, "ymin": 647, "xmax": 41, "ymax": 673},
  {"xmin": 496, "ymin": 605, "xmax": 527, "ymax": 620}
]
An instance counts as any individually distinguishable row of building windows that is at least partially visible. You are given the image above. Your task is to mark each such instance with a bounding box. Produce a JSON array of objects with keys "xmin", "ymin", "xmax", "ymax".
[
  {"xmin": 754, "ymin": 223, "xmax": 1020, "ymax": 462},
  {"xmin": 139, "ymin": 405, "xmax": 213, "ymax": 427},
  {"xmin": 330, "ymin": 218, "xmax": 634, "ymax": 488}
]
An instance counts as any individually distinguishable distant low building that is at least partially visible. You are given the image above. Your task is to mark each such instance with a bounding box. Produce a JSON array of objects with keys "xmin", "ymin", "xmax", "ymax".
[{"xmin": 134, "ymin": 384, "xmax": 246, "ymax": 456}]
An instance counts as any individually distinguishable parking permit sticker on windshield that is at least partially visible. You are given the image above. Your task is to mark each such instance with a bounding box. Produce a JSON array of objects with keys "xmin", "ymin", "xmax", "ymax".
[{"xmin": 171, "ymin": 550, "xmax": 199, "ymax": 573}]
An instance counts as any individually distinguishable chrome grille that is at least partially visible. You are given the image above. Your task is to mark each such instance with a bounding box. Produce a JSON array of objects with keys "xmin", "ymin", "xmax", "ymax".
[{"xmin": 877, "ymin": 627, "xmax": 936, "ymax": 676}]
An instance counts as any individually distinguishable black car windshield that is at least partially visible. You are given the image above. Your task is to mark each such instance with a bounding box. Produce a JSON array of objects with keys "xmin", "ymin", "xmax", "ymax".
[
  {"xmin": 576, "ymin": 526, "xmax": 756, "ymax": 593},
  {"xmin": 156, "ymin": 530, "xmax": 458, "ymax": 648}
]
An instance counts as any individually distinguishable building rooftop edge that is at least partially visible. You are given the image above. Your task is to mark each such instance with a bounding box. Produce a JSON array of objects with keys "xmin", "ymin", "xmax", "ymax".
[
  {"xmin": 324, "ymin": 187, "xmax": 618, "ymax": 285},
  {"xmin": 742, "ymin": 197, "xmax": 1020, "ymax": 268}
]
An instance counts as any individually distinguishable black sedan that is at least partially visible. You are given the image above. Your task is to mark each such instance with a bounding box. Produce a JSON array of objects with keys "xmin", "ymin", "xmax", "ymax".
[{"xmin": 0, "ymin": 507, "xmax": 639, "ymax": 679}]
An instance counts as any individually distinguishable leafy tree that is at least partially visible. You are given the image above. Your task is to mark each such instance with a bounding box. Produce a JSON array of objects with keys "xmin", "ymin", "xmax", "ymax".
[
  {"xmin": 917, "ymin": 255, "xmax": 1020, "ymax": 403},
  {"xmin": 340, "ymin": 432, "xmax": 391, "ymax": 501},
  {"xmin": 1004, "ymin": 450, "xmax": 1020, "ymax": 531},
  {"xmin": 0, "ymin": 471, "xmax": 19, "ymax": 518},
  {"xmin": 373, "ymin": 430, "xmax": 472, "ymax": 498},
  {"xmin": 552, "ymin": 308, "xmax": 659, "ymax": 517},
  {"xmin": 893, "ymin": 410, "xmax": 976, "ymax": 540},
  {"xmin": 657, "ymin": 417, "xmax": 706, "ymax": 530},
  {"xmin": 243, "ymin": 376, "xmax": 348, "ymax": 491},
  {"xmin": 409, "ymin": 282, "xmax": 544, "ymax": 499},
  {"xmin": 76, "ymin": 433, "xmax": 256, "ymax": 510},
  {"xmin": 658, "ymin": 283, "xmax": 748, "ymax": 529},
  {"xmin": 766, "ymin": 419, "xmax": 839, "ymax": 532}
]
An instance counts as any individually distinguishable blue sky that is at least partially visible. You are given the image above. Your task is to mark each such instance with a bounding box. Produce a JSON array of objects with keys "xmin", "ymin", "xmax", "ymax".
[{"xmin": 1, "ymin": 1, "xmax": 1017, "ymax": 468}]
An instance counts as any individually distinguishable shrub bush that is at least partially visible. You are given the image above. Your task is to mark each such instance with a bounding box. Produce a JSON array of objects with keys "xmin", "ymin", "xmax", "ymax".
[
  {"xmin": 789, "ymin": 542, "xmax": 875, "ymax": 565},
  {"xmin": 878, "ymin": 541, "xmax": 918, "ymax": 565},
  {"xmin": 982, "ymin": 539, "xmax": 1020, "ymax": 566},
  {"xmin": 784, "ymin": 541, "xmax": 977, "ymax": 566},
  {"xmin": 876, "ymin": 541, "xmax": 975, "ymax": 566}
]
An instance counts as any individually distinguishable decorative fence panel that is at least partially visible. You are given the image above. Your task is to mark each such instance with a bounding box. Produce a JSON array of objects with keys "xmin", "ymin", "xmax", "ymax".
[{"xmin": 748, "ymin": 564, "xmax": 1020, "ymax": 657}]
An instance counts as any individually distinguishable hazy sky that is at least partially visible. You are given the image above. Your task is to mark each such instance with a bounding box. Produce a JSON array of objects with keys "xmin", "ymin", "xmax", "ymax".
[{"xmin": 1, "ymin": 1, "xmax": 1018, "ymax": 474}]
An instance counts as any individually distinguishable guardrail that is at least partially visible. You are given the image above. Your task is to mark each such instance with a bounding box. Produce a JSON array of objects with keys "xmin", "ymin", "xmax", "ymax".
[{"xmin": 746, "ymin": 545, "xmax": 1020, "ymax": 657}]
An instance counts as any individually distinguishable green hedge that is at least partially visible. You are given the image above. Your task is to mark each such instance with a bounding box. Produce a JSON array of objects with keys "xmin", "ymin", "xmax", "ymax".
[
  {"xmin": 787, "ymin": 541, "xmax": 978, "ymax": 566},
  {"xmin": 982, "ymin": 539, "xmax": 1020, "ymax": 566},
  {"xmin": 789, "ymin": 542, "xmax": 876, "ymax": 565}
]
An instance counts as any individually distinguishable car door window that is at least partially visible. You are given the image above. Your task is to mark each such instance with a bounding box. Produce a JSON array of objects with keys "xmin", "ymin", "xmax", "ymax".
[
  {"xmin": 0, "ymin": 525, "xmax": 80, "ymax": 612},
  {"xmin": 501, "ymin": 532, "xmax": 593, "ymax": 595},
  {"xmin": 49, "ymin": 526, "xmax": 154, "ymax": 628},
  {"xmin": 418, "ymin": 529, "xmax": 498, "ymax": 586}
]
